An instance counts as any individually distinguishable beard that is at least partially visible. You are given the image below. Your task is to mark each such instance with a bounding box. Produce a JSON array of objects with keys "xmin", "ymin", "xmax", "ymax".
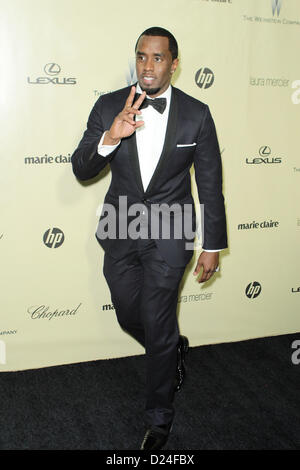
[{"xmin": 139, "ymin": 84, "xmax": 161, "ymax": 96}]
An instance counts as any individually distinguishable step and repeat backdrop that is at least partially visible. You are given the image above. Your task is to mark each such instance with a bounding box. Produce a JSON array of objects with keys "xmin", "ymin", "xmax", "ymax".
[{"xmin": 1, "ymin": 0, "xmax": 299, "ymax": 371}]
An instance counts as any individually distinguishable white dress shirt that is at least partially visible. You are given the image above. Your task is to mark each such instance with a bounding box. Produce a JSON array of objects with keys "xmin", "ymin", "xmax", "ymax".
[{"xmin": 97, "ymin": 85, "xmax": 221, "ymax": 253}]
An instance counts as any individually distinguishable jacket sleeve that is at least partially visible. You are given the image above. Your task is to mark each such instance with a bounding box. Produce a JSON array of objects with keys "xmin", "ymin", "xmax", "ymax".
[
  {"xmin": 71, "ymin": 96, "xmax": 116, "ymax": 181},
  {"xmin": 193, "ymin": 105, "xmax": 228, "ymax": 250}
]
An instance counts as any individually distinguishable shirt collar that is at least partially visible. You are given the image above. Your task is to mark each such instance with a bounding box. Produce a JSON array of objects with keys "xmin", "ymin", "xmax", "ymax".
[{"xmin": 136, "ymin": 83, "xmax": 171, "ymax": 101}]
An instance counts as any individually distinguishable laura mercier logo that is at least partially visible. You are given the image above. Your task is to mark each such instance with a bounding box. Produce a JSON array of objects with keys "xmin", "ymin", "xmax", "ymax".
[
  {"xmin": 43, "ymin": 228, "xmax": 65, "ymax": 248},
  {"xmin": 291, "ymin": 287, "xmax": 300, "ymax": 293},
  {"xmin": 195, "ymin": 68, "xmax": 214, "ymax": 89},
  {"xmin": 27, "ymin": 63, "xmax": 77, "ymax": 85},
  {"xmin": 178, "ymin": 292, "xmax": 214, "ymax": 303}
]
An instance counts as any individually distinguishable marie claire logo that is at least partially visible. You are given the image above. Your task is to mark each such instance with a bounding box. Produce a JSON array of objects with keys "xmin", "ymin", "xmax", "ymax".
[
  {"xmin": 195, "ymin": 68, "xmax": 214, "ymax": 89},
  {"xmin": 245, "ymin": 281, "xmax": 262, "ymax": 299},
  {"xmin": 102, "ymin": 303, "xmax": 115, "ymax": 311},
  {"xmin": 238, "ymin": 219, "xmax": 279, "ymax": 230},
  {"xmin": 28, "ymin": 304, "xmax": 82, "ymax": 320},
  {"xmin": 246, "ymin": 146, "xmax": 282, "ymax": 164},
  {"xmin": 24, "ymin": 153, "xmax": 71, "ymax": 165},
  {"xmin": 43, "ymin": 228, "xmax": 65, "ymax": 248},
  {"xmin": 27, "ymin": 63, "xmax": 76, "ymax": 85}
]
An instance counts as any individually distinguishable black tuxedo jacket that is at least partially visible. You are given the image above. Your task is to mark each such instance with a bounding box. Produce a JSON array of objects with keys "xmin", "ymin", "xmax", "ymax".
[{"xmin": 71, "ymin": 85, "xmax": 227, "ymax": 267}]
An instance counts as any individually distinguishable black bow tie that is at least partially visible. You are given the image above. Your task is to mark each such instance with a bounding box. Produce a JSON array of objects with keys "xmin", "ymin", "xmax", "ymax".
[{"xmin": 136, "ymin": 95, "xmax": 167, "ymax": 114}]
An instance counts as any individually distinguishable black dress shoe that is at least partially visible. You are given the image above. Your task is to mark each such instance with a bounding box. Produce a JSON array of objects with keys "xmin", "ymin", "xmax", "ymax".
[
  {"xmin": 140, "ymin": 424, "xmax": 172, "ymax": 450},
  {"xmin": 175, "ymin": 335, "xmax": 189, "ymax": 392}
]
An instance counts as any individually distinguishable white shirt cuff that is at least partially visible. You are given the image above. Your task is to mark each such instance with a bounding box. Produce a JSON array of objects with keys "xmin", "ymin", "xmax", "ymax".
[
  {"xmin": 97, "ymin": 131, "xmax": 120, "ymax": 156},
  {"xmin": 203, "ymin": 249, "xmax": 223, "ymax": 252}
]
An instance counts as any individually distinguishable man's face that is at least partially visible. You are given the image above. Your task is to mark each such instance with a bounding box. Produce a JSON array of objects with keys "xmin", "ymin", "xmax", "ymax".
[{"xmin": 135, "ymin": 35, "xmax": 178, "ymax": 97}]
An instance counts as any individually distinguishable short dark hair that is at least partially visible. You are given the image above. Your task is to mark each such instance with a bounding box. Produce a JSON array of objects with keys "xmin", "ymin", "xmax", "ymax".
[{"xmin": 135, "ymin": 27, "xmax": 178, "ymax": 60}]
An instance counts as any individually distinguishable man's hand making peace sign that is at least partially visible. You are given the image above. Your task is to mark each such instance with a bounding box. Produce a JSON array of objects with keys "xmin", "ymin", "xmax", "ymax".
[{"xmin": 103, "ymin": 86, "xmax": 146, "ymax": 146}]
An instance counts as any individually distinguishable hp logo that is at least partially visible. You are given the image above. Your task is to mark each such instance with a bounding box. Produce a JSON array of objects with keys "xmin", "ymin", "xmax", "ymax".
[
  {"xmin": 43, "ymin": 228, "xmax": 65, "ymax": 248},
  {"xmin": 245, "ymin": 281, "xmax": 262, "ymax": 299},
  {"xmin": 195, "ymin": 67, "xmax": 214, "ymax": 89}
]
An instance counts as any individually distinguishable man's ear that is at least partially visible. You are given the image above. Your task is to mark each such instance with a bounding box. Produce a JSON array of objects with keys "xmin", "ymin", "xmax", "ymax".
[{"xmin": 171, "ymin": 58, "xmax": 179, "ymax": 74}]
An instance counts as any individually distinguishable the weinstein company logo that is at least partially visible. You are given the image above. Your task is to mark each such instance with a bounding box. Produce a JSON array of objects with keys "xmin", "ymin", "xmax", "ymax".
[
  {"xmin": 126, "ymin": 60, "xmax": 137, "ymax": 86},
  {"xmin": 246, "ymin": 282, "xmax": 262, "ymax": 299},
  {"xmin": 43, "ymin": 228, "xmax": 65, "ymax": 248},
  {"xmin": 195, "ymin": 68, "xmax": 214, "ymax": 89},
  {"xmin": 272, "ymin": 0, "xmax": 282, "ymax": 16},
  {"xmin": 246, "ymin": 146, "xmax": 282, "ymax": 164},
  {"xmin": 27, "ymin": 63, "xmax": 77, "ymax": 85}
]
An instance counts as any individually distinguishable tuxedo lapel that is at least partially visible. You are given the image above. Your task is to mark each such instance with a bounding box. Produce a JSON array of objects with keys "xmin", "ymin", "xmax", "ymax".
[
  {"xmin": 126, "ymin": 87, "xmax": 178, "ymax": 197},
  {"xmin": 145, "ymin": 87, "xmax": 178, "ymax": 197},
  {"xmin": 126, "ymin": 132, "xmax": 144, "ymax": 196}
]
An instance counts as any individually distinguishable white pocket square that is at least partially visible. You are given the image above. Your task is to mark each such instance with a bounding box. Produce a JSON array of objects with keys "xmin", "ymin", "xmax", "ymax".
[{"xmin": 176, "ymin": 143, "xmax": 197, "ymax": 147}]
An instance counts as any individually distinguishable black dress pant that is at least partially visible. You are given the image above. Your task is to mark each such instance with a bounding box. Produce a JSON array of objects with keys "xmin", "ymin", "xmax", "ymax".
[{"xmin": 103, "ymin": 238, "xmax": 186, "ymax": 427}]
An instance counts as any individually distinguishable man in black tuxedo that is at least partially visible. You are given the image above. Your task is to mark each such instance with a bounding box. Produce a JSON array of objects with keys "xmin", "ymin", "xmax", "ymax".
[{"xmin": 71, "ymin": 27, "xmax": 227, "ymax": 450}]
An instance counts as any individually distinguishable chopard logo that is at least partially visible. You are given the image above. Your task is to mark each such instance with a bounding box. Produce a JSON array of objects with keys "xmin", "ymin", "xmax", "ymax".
[{"xmin": 27, "ymin": 304, "xmax": 82, "ymax": 320}]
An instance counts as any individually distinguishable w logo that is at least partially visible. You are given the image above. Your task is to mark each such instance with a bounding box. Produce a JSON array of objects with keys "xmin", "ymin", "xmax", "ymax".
[
  {"xmin": 126, "ymin": 59, "xmax": 137, "ymax": 86},
  {"xmin": 271, "ymin": 0, "xmax": 282, "ymax": 16}
]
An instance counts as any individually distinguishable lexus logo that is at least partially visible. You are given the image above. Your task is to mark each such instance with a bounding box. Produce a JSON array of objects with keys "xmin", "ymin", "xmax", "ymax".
[
  {"xmin": 44, "ymin": 63, "xmax": 61, "ymax": 76},
  {"xmin": 272, "ymin": 0, "xmax": 282, "ymax": 17},
  {"xmin": 245, "ymin": 282, "xmax": 262, "ymax": 299},
  {"xmin": 195, "ymin": 67, "xmax": 214, "ymax": 89},
  {"xmin": 259, "ymin": 146, "xmax": 271, "ymax": 156}
]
